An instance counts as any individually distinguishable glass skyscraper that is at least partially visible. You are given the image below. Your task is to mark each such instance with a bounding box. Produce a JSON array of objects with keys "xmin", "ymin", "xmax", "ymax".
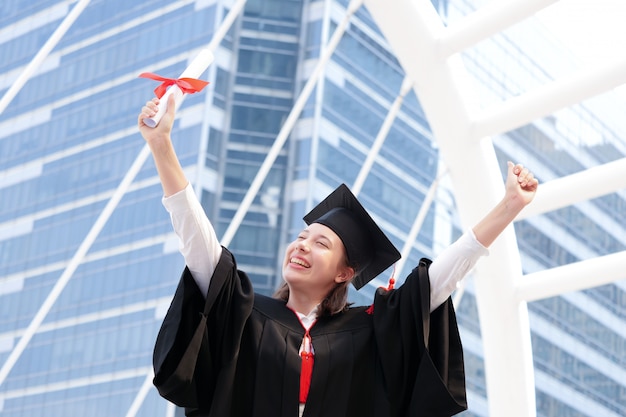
[{"xmin": 0, "ymin": 1, "xmax": 624, "ymax": 416}]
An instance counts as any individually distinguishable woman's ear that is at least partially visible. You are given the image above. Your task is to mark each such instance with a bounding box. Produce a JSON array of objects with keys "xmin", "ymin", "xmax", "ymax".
[{"xmin": 335, "ymin": 266, "xmax": 355, "ymax": 284}]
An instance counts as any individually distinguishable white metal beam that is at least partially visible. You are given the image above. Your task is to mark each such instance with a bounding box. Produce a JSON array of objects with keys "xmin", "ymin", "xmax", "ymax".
[
  {"xmin": 438, "ymin": 0, "xmax": 558, "ymax": 57},
  {"xmin": 365, "ymin": 0, "xmax": 626, "ymax": 415},
  {"xmin": 122, "ymin": 2, "xmax": 250, "ymax": 415},
  {"xmin": 471, "ymin": 56, "xmax": 626, "ymax": 140},
  {"xmin": 363, "ymin": 0, "xmax": 536, "ymax": 415},
  {"xmin": 0, "ymin": 0, "xmax": 93, "ymax": 387},
  {"xmin": 518, "ymin": 157, "xmax": 626, "ymax": 219},
  {"xmin": 125, "ymin": 369, "xmax": 155, "ymax": 417},
  {"xmin": 516, "ymin": 250, "xmax": 626, "ymax": 302},
  {"xmin": 0, "ymin": 145, "xmax": 152, "ymax": 387},
  {"xmin": 396, "ymin": 169, "xmax": 444, "ymax": 279},
  {"xmin": 0, "ymin": 0, "xmax": 93, "ymax": 116},
  {"xmin": 352, "ymin": 76, "xmax": 413, "ymax": 195}
]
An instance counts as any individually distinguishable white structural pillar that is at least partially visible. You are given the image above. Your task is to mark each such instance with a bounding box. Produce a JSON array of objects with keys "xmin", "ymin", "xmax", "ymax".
[
  {"xmin": 363, "ymin": 0, "xmax": 549, "ymax": 415},
  {"xmin": 364, "ymin": 0, "xmax": 626, "ymax": 416}
]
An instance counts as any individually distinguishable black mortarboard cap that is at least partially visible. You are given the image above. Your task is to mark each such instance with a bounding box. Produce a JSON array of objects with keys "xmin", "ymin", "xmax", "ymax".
[{"xmin": 303, "ymin": 184, "xmax": 401, "ymax": 290}]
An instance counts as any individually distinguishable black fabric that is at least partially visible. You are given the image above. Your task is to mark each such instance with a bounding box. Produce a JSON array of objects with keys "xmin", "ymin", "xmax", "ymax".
[
  {"xmin": 302, "ymin": 184, "xmax": 401, "ymax": 289},
  {"xmin": 153, "ymin": 249, "xmax": 466, "ymax": 416}
]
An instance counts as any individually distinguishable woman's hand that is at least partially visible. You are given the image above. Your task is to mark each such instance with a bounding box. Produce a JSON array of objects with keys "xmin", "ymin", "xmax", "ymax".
[
  {"xmin": 472, "ymin": 161, "xmax": 539, "ymax": 248},
  {"xmin": 136, "ymin": 94, "xmax": 188, "ymax": 197},
  {"xmin": 505, "ymin": 161, "xmax": 539, "ymax": 210},
  {"xmin": 138, "ymin": 95, "xmax": 177, "ymax": 148}
]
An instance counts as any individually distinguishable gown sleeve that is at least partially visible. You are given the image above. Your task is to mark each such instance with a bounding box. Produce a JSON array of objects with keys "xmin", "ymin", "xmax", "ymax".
[
  {"xmin": 152, "ymin": 247, "xmax": 254, "ymax": 412},
  {"xmin": 372, "ymin": 258, "xmax": 467, "ymax": 417}
]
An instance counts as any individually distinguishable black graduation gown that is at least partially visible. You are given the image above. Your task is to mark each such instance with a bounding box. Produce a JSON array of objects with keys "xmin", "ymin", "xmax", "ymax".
[{"xmin": 152, "ymin": 248, "xmax": 467, "ymax": 417}]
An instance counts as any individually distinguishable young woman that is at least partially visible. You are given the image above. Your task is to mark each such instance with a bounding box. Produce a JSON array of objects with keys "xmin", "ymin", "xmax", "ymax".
[{"xmin": 138, "ymin": 95, "xmax": 538, "ymax": 417}]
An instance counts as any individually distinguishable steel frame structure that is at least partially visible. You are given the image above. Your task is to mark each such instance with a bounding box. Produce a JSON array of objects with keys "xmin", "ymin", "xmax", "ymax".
[{"xmin": 364, "ymin": 0, "xmax": 626, "ymax": 416}]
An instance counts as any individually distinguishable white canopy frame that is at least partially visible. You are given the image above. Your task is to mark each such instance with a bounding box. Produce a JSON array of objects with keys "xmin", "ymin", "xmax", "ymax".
[{"xmin": 364, "ymin": 0, "xmax": 626, "ymax": 416}]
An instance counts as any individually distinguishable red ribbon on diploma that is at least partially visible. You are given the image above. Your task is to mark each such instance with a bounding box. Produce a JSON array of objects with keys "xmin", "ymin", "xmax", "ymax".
[{"xmin": 138, "ymin": 72, "xmax": 209, "ymax": 98}]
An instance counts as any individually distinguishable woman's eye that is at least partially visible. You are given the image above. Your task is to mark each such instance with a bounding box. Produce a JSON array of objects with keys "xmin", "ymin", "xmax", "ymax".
[{"xmin": 317, "ymin": 241, "xmax": 328, "ymax": 248}]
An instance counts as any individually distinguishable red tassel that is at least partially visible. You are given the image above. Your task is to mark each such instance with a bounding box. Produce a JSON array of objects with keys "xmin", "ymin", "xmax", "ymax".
[
  {"xmin": 299, "ymin": 350, "xmax": 314, "ymax": 403},
  {"xmin": 366, "ymin": 267, "xmax": 398, "ymax": 316}
]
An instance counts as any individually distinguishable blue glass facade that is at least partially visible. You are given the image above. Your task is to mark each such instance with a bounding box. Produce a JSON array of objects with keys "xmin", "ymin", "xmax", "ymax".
[
  {"xmin": 0, "ymin": 1, "xmax": 220, "ymax": 416},
  {"xmin": 1, "ymin": 0, "xmax": 625, "ymax": 416}
]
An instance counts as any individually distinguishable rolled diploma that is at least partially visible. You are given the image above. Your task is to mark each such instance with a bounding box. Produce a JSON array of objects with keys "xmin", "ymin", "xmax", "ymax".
[{"xmin": 143, "ymin": 48, "xmax": 214, "ymax": 128}]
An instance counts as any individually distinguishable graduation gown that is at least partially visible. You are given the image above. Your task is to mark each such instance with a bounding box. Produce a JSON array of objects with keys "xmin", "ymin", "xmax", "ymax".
[{"xmin": 152, "ymin": 248, "xmax": 467, "ymax": 416}]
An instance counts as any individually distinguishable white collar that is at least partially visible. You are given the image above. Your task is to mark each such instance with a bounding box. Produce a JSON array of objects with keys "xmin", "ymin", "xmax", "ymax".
[{"xmin": 295, "ymin": 305, "xmax": 319, "ymax": 330}]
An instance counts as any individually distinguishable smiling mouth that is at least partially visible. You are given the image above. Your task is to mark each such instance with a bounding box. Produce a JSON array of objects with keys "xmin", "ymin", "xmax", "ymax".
[{"xmin": 290, "ymin": 257, "xmax": 310, "ymax": 268}]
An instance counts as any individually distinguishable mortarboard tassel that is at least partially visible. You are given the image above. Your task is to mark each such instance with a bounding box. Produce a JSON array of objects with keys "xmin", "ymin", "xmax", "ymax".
[
  {"xmin": 365, "ymin": 265, "xmax": 397, "ymax": 315},
  {"xmin": 299, "ymin": 330, "xmax": 314, "ymax": 403}
]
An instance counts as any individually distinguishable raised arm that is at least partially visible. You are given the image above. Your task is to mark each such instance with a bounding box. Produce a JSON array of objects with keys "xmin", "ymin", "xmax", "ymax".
[
  {"xmin": 138, "ymin": 95, "xmax": 221, "ymax": 297},
  {"xmin": 138, "ymin": 95, "xmax": 188, "ymax": 197},
  {"xmin": 429, "ymin": 161, "xmax": 538, "ymax": 310},
  {"xmin": 472, "ymin": 161, "xmax": 538, "ymax": 247}
]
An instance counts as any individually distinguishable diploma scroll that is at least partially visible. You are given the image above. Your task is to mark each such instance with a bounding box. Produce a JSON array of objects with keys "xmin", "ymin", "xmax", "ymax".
[{"xmin": 142, "ymin": 49, "xmax": 214, "ymax": 128}]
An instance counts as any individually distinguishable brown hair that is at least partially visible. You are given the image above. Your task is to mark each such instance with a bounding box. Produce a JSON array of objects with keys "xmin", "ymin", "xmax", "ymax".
[{"xmin": 273, "ymin": 280, "xmax": 352, "ymax": 317}]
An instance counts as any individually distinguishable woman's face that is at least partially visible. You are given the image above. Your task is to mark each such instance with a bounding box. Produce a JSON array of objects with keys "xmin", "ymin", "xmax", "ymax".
[{"xmin": 282, "ymin": 223, "xmax": 354, "ymax": 294}]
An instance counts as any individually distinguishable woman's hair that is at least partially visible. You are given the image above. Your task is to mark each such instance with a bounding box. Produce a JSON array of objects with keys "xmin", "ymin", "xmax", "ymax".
[
  {"xmin": 273, "ymin": 279, "xmax": 352, "ymax": 317},
  {"xmin": 273, "ymin": 256, "xmax": 358, "ymax": 317}
]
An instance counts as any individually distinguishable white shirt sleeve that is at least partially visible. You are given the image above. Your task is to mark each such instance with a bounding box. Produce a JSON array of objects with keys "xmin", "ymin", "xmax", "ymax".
[
  {"xmin": 162, "ymin": 184, "xmax": 222, "ymax": 297},
  {"xmin": 428, "ymin": 230, "xmax": 489, "ymax": 312}
]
